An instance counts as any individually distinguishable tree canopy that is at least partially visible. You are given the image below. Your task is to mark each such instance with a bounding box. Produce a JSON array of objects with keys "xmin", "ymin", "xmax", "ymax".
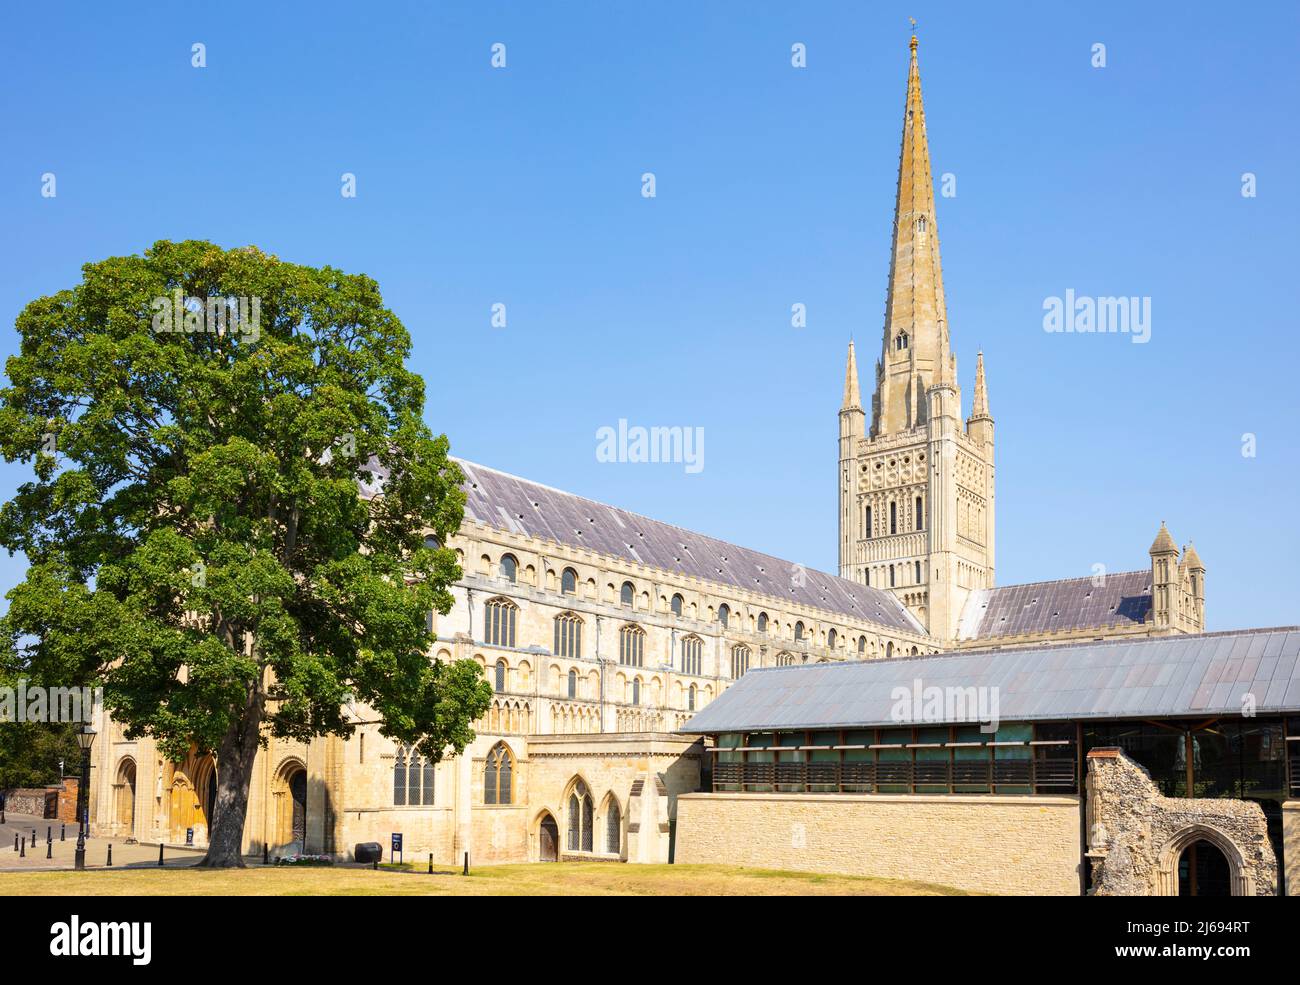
[{"xmin": 0, "ymin": 240, "xmax": 490, "ymax": 862}]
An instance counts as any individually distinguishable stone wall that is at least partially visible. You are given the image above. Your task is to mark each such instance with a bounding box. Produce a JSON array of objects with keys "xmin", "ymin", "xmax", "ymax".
[
  {"xmin": 1283, "ymin": 802, "xmax": 1299, "ymax": 897},
  {"xmin": 1085, "ymin": 748, "xmax": 1278, "ymax": 896},
  {"xmin": 674, "ymin": 791, "xmax": 1081, "ymax": 895},
  {"xmin": 3, "ymin": 779, "xmax": 78, "ymax": 821}
]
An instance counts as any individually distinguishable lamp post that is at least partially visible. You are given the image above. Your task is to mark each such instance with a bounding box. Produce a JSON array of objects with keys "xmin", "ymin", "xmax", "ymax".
[{"xmin": 73, "ymin": 725, "xmax": 96, "ymax": 871}]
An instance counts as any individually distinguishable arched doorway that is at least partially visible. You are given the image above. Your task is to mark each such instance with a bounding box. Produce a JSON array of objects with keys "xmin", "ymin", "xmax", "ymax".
[
  {"xmin": 114, "ymin": 759, "xmax": 137, "ymax": 836},
  {"xmin": 168, "ymin": 753, "xmax": 217, "ymax": 845},
  {"xmin": 1155, "ymin": 823, "xmax": 1255, "ymax": 896},
  {"xmin": 538, "ymin": 813, "xmax": 559, "ymax": 862},
  {"xmin": 273, "ymin": 760, "xmax": 308, "ymax": 856},
  {"xmin": 1177, "ymin": 840, "xmax": 1232, "ymax": 897}
]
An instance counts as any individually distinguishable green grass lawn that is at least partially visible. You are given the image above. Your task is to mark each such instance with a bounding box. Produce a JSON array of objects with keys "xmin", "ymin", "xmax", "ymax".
[{"xmin": 0, "ymin": 862, "xmax": 971, "ymax": 896}]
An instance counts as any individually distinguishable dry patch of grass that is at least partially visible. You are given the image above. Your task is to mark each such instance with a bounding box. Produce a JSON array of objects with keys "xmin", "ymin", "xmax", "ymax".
[{"xmin": 0, "ymin": 862, "xmax": 970, "ymax": 896}]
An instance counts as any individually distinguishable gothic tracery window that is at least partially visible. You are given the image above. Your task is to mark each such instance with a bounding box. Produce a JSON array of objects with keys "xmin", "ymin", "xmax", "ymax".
[
  {"xmin": 394, "ymin": 744, "xmax": 434, "ymax": 806},
  {"xmin": 606, "ymin": 799, "xmax": 621, "ymax": 855},
  {"xmin": 484, "ymin": 597, "xmax": 517, "ymax": 647},
  {"xmin": 484, "ymin": 742, "xmax": 513, "ymax": 805},
  {"xmin": 619, "ymin": 624, "xmax": 645, "ymax": 667},
  {"xmin": 680, "ymin": 635, "xmax": 702, "ymax": 675},
  {"xmin": 730, "ymin": 644, "xmax": 751, "ymax": 679},
  {"xmin": 567, "ymin": 780, "xmax": 594, "ymax": 852},
  {"xmin": 553, "ymin": 611, "xmax": 582, "ymax": 659}
]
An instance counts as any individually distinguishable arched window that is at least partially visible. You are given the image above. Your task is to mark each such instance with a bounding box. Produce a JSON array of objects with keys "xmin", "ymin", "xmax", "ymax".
[
  {"xmin": 865, "ymin": 568, "xmax": 871, "ymax": 586},
  {"xmin": 886, "ymin": 641, "xmax": 894, "ymax": 658},
  {"xmin": 500, "ymin": 554, "xmax": 517, "ymax": 583},
  {"xmin": 890, "ymin": 501, "xmax": 898, "ymax": 535},
  {"xmin": 619, "ymin": 624, "xmax": 645, "ymax": 667},
  {"xmin": 620, "ymin": 581, "xmax": 635, "ymax": 607},
  {"xmin": 393, "ymin": 745, "xmax": 407, "ymax": 805},
  {"xmin": 915, "ymin": 495, "xmax": 924, "ymax": 531},
  {"xmin": 561, "ymin": 567, "xmax": 578, "ymax": 595},
  {"xmin": 567, "ymin": 668, "xmax": 577, "ymax": 699},
  {"xmin": 606, "ymin": 799, "xmax": 621, "ymax": 854},
  {"xmin": 687, "ymin": 683, "xmax": 697, "ymax": 711},
  {"xmin": 858, "ymin": 635, "xmax": 867, "ymax": 655},
  {"xmin": 631, "ymin": 678, "xmax": 641, "ymax": 705},
  {"xmin": 915, "ymin": 560, "xmax": 922, "ymax": 583},
  {"xmin": 865, "ymin": 505, "xmax": 873, "ymax": 539},
  {"xmin": 484, "ymin": 597, "xmax": 517, "ymax": 647},
  {"xmin": 494, "ymin": 659, "xmax": 507, "ymax": 693},
  {"xmin": 553, "ymin": 612, "xmax": 582, "ymax": 658},
  {"xmin": 394, "ymin": 743, "xmax": 435, "ymax": 806},
  {"xmin": 916, "ymin": 215, "xmax": 927, "ymax": 234},
  {"xmin": 567, "ymin": 780, "xmax": 593, "ymax": 852},
  {"xmin": 670, "ymin": 593, "xmax": 684, "ymax": 617},
  {"xmin": 423, "ymin": 535, "xmax": 440, "ymax": 550},
  {"xmin": 680, "ymin": 636, "xmax": 702, "ymax": 676},
  {"xmin": 757, "ymin": 612, "xmax": 768, "ymax": 634},
  {"xmin": 717, "ymin": 604, "xmax": 730, "ymax": 628},
  {"xmin": 484, "ymin": 743, "xmax": 513, "ymax": 805},
  {"xmin": 730, "ymin": 644, "xmax": 751, "ymax": 679},
  {"xmin": 889, "ymin": 565, "xmax": 896, "ymax": 587},
  {"xmin": 827, "ymin": 629, "xmax": 838, "ymax": 649},
  {"xmin": 776, "ymin": 651, "xmax": 795, "ymax": 667},
  {"xmin": 794, "ymin": 621, "xmax": 804, "ymax": 642}
]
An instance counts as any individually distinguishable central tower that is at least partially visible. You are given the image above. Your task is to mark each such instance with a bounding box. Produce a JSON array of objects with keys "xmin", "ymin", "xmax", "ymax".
[{"xmin": 838, "ymin": 36, "xmax": 995, "ymax": 641}]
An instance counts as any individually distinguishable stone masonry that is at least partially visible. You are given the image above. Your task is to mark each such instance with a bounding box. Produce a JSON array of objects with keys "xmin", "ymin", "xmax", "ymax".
[{"xmin": 1085, "ymin": 748, "xmax": 1277, "ymax": 896}]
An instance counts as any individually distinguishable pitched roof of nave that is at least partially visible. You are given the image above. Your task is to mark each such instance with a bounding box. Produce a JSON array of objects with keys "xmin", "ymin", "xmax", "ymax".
[
  {"xmin": 957, "ymin": 570, "xmax": 1153, "ymax": 642},
  {"xmin": 454, "ymin": 458, "xmax": 926, "ymax": 636}
]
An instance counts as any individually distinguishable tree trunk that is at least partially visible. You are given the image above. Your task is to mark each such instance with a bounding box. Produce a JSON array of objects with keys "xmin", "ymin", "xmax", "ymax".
[{"xmin": 198, "ymin": 693, "xmax": 263, "ymax": 868}]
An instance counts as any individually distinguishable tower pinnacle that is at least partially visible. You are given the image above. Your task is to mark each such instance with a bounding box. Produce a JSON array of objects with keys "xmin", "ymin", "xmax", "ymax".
[
  {"xmin": 842, "ymin": 339, "xmax": 862, "ymax": 409},
  {"xmin": 971, "ymin": 351, "xmax": 990, "ymax": 418}
]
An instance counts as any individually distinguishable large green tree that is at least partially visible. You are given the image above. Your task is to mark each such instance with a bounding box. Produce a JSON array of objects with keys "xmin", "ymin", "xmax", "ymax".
[{"xmin": 0, "ymin": 240, "xmax": 490, "ymax": 865}]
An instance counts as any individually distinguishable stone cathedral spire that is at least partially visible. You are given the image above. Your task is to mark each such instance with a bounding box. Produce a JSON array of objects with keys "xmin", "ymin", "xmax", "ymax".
[
  {"xmin": 872, "ymin": 34, "xmax": 956, "ymax": 438},
  {"xmin": 838, "ymin": 34, "xmax": 996, "ymax": 642}
]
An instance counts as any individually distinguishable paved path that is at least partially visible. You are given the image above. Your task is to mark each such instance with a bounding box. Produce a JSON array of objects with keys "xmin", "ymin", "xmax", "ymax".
[{"xmin": 0, "ymin": 812, "xmax": 205, "ymax": 871}]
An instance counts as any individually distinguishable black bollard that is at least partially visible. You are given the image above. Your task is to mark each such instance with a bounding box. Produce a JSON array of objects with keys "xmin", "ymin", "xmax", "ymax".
[
  {"xmin": 107, "ymin": 845, "xmax": 113, "ymax": 867},
  {"xmin": 46, "ymin": 840, "xmax": 52, "ymax": 859},
  {"xmin": 31, "ymin": 828, "xmax": 36, "ymax": 843},
  {"xmin": 47, "ymin": 826, "xmax": 52, "ymax": 843},
  {"xmin": 263, "ymin": 844, "xmax": 269, "ymax": 865},
  {"xmin": 61, "ymin": 824, "xmax": 65, "ymax": 841},
  {"xmin": 428, "ymin": 852, "xmax": 433, "ymax": 874},
  {"xmin": 158, "ymin": 843, "xmax": 164, "ymax": 867},
  {"xmin": 463, "ymin": 850, "xmax": 469, "ymax": 876},
  {"xmin": 19, "ymin": 838, "xmax": 25, "ymax": 858}
]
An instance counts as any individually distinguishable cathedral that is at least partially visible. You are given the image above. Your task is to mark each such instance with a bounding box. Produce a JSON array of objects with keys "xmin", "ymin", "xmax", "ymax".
[{"xmin": 86, "ymin": 37, "xmax": 1240, "ymax": 888}]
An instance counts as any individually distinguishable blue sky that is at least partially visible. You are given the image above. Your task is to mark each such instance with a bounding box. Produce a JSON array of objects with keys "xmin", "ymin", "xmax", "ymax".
[{"xmin": 1, "ymin": 2, "xmax": 1297, "ymax": 631}]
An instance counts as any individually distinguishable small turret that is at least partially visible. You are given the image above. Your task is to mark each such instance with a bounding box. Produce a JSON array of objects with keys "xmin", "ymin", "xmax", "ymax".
[
  {"xmin": 1149, "ymin": 522, "xmax": 1179, "ymax": 630},
  {"xmin": 966, "ymin": 351, "xmax": 994, "ymax": 446},
  {"xmin": 1182, "ymin": 541, "xmax": 1206, "ymax": 630}
]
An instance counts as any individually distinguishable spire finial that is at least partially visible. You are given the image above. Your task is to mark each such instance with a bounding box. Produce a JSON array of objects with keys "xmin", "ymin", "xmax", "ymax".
[{"xmin": 909, "ymin": 17, "xmax": 918, "ymax": 51}]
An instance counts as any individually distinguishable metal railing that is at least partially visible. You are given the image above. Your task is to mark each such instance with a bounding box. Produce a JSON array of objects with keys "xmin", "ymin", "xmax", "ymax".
[{"xmin": 711, "ymin": 756, "xmax": 1077, "ymax": 794}]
